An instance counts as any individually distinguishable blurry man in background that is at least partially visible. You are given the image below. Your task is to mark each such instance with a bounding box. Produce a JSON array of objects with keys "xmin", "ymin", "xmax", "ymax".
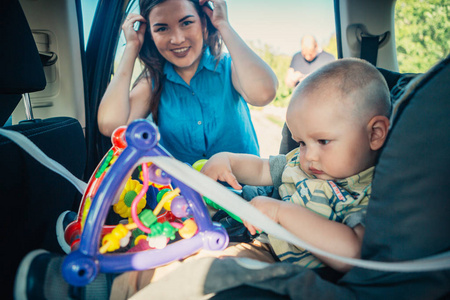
[{"xmin": 285, "ymin": 35, "xmax": 335, "ymax": 88}]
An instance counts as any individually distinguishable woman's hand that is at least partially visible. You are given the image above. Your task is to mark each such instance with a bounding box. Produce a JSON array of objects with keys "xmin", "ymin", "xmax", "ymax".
[
  {"xmin": 122, "ymin": 13, "xmax": 147, "ymax": 50},
  {"xmin": 200, "ymin": 0, "xmax": 229, "ymax": 30},
  {"xmin": 243, "ymin": 196, "xmax": 282, "ymax": 235},
  {"xmin": 200, "ymin": 1, "xmax": 277, "ymax": 105}
]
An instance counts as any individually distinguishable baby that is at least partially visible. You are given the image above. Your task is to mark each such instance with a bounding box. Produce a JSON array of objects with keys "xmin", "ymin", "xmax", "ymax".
[{"xmin": 202, "ymin": 57, "xmax": 391, "ymax": 271}]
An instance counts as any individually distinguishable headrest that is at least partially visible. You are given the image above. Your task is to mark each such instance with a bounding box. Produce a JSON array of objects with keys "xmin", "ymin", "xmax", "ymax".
[
  {"xmin": 0, "ymin": 0, "xmax": 46, "ymax": 94},
  {"xmin": 377, "ymin": 68, "xmax": 403, "ymax": 91}
]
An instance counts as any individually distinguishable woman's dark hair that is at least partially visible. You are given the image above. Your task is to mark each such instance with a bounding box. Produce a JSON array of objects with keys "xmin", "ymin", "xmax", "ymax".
[{"xmin": 136, "ymin": 0, "xmax": 223, "ymax": 124}]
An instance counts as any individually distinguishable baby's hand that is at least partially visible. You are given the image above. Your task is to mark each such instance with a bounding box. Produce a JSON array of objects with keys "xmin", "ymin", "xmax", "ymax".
[
  {"xmin": 243, "ymin": 196, "xmax": 281, "ymax": 235},
  {"xmin": 201, "ymin": 153, "xmax": 242, "ymax": 190}
]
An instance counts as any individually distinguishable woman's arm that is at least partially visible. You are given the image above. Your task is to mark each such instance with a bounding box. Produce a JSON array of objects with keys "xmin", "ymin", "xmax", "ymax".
[
  {"xmin": 245, "ymin": 197, "xmax": 365, "ymax": 273},
  {"xmin": 201, "ymin": 152, "xmax": 273, "ymax": 189},
  {"xmin": 97, "ymin": 14, "xmax": 151, "ymax": 137},
  {"xmin": 201, "ymin": 0, "xmax": 278, "ymax": 106}
]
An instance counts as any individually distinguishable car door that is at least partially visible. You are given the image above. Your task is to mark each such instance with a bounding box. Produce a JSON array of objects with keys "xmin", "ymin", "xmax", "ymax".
[{"xmin": 82, "ymin": 0, "xmax": 133, "ymax": 176}]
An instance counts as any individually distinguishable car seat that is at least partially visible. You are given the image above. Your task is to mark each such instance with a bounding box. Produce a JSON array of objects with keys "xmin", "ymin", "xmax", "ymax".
[{"xmin": 0, "ymin": 0, "xmax": 86, "ymax": 298}]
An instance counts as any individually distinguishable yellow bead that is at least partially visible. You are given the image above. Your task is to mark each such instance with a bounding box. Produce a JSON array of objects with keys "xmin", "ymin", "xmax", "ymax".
[
  {"xmin": 179, "ymin": 219, "xmax": 198, "ymax": 239},
  {"xmin": 192, "ymin": 159, "xmax": 208, "ymax": 172},
  {"xmin": 134, "ymin": 234, "xmax": 147, "ymax": 246}
]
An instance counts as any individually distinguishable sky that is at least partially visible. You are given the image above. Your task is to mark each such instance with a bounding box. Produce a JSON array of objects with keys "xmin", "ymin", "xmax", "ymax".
[
  {"xmin": 226, "ymin": 0, "xmax": 336, "ymax": 56},
  {"xmin": 82, "ymin": 0, "xmax": 336, "ymax": 57}
]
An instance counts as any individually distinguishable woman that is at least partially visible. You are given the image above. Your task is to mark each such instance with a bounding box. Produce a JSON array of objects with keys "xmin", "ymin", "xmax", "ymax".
[{"xmin": 98, "ymin": 0, "xmax": 278, "ymax": 165}]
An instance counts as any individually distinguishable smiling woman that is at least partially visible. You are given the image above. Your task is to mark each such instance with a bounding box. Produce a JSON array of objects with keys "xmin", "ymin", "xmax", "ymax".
[
  {"xmin": 100, "ymin": 0, "xmax": 337, "ymax": 160},
  {"xmin": 97, "ymin": 0, "xmax": 278, "ymax": 166}
]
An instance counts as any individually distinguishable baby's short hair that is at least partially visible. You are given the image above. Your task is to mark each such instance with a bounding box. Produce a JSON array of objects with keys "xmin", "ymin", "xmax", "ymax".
[{"xmin": 292, "ymin": 58, "xmax": 391, "ymax": 118}]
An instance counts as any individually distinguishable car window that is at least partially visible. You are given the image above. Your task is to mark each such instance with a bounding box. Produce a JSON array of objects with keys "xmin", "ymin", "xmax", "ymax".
[
  {"xmin": 115, "ymin": 0, "xmax": 142, "ymax": 86},
  {"xmin": 114, "ymin": 0, "xmax": 337, "ymax": 98},
  {"xmin": 81, "ymin": 0, "xmax": 100, "ymax": 49},
  {"xmin": 112, "ymin": 0, "xmax": 336, "ymax": 158},
  {"xmin": 395, "ymin": 0, "xmax": 449, "ymax": 73},
  {"xmin": 227, "ymin": 0, "xmax": 336, "ymax": 106}
]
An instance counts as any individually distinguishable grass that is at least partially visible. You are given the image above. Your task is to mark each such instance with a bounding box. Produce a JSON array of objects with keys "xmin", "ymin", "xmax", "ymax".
[{"xmin": 266, "ymin": 115, "xmax": 284, "ymax": 127}]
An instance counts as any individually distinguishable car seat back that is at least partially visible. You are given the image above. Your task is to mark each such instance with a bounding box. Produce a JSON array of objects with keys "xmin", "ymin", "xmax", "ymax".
[
  {"xmin": 0, "ymin": 1, "xmax": 87, "ymax": 298},
  {"xmin": 0, "ymin": 0, "xmax": 46, "ymax": 125},
  {"xmin": 340, "ymin": 55, "xmax": 450, "ymax": 299}
]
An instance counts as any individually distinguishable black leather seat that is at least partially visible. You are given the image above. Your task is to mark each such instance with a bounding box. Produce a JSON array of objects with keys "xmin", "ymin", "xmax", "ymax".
[{"xmin": 0, "ymin": 1, "xmax": 86, "ymax": 297}]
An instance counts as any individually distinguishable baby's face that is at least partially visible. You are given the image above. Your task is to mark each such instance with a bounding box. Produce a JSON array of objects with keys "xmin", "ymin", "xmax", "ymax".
[{"xmin": 287, "ymin": 92, "xmax": 374, "ymax": 181}]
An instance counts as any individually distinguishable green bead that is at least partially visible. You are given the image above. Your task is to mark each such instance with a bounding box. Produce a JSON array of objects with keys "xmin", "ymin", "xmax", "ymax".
[
  {"xmin": 95, "ymin": 149, "xmax": 114, "ymax": 178},
  {"xmin": 192, "ymin": 159, "xmax": 208, "ymax": 171},
  {"xmin": 132, "ymin": 227, "xmax": 144, "ymax": 238},
  {"xmin": 161, "ymin": 221, "xmax": 178, "ymax": 240},
  {"xmin": 139, "ymin": 209, "xmax": 157, "ymax": 227},
  {"xmin": 124, "ymin": 191, "xmax": 138, "ymax": 207}
]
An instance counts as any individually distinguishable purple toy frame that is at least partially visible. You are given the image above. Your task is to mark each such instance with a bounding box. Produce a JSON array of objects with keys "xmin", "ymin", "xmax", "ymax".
[{"xmin": 62, "ymin": 119, "xmax": 229, "ymax": 286}]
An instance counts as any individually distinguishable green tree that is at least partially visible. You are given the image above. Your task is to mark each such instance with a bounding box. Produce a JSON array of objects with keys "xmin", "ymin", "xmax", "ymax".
[
  {"xmin": 249, "ymin": 34, "xmax": 338, "ymax": 107},
  {"xmin": 249, "ymin": 41, "xmax": 292, "ymax": 107},
  {"xmin": 395, "ymin": 0, "xmax": 449, "ymax": 73},
  {"xmin": 323, "ymin": 33, "xmax": 338, "ymax": 59}
]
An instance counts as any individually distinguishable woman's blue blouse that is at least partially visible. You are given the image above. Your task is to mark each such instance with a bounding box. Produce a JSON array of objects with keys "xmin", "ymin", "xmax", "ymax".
[{"xmin": 150, "ymin": 48, "xmax": 260, "ymax": 165}]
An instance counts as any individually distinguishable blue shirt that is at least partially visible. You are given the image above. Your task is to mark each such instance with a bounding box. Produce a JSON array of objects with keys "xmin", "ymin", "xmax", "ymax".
[{"xmin": 151, "ymin": 48, "xmax": 260, "ymax": 165}]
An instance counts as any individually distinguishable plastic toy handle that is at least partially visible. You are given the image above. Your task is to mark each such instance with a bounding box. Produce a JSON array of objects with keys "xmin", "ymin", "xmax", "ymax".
[{"xmin": 131, "ymin": 163, "xmax": 151, "ymax": 233}]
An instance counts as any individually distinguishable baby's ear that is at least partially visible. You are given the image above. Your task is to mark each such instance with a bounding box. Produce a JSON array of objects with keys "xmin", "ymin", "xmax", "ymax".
[{"xmin": 368, "ymin": 115, "xmax": 390, "ymax": 151}]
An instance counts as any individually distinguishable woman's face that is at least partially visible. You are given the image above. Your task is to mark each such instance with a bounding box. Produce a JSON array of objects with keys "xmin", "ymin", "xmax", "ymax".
[{"xmin": 149, "ymin": 0, "xmax": 205, "ymax": 73}]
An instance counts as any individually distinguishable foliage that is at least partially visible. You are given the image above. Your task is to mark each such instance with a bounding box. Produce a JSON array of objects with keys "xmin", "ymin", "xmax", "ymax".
[
  {"xmin": 249, "ymin": 41, "xmax": 293, "ymax": 107},
  {"xmin": 249, "ymin": 34, "xmax": 338, "ymax": 107},
  {"xmin": 323, "ymin": 34, "xmax": 338, "ymax": 59},
  {"xmin": 249, "ymin": 1, "xmax": 449, "ymax": 107},
  {"xmin": 395, "ymin": 0, "xmax": 449, "ymax": 73}
]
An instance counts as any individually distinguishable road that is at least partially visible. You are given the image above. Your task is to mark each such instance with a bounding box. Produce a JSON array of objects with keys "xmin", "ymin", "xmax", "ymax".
[{"xmin": 249, "ymin": 105, "xmax": 287, "ymax": 158}]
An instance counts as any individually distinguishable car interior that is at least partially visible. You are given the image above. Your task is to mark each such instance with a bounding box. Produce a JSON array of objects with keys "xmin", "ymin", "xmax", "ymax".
[{"xmin": 1, "ymin": 0, "xmax": 449, "ymax": 299}]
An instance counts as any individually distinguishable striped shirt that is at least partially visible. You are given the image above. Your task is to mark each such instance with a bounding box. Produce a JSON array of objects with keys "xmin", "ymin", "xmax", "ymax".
[{"xmin": 269, "ymin": 149, "xmax": 373, "ymax": 268}]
